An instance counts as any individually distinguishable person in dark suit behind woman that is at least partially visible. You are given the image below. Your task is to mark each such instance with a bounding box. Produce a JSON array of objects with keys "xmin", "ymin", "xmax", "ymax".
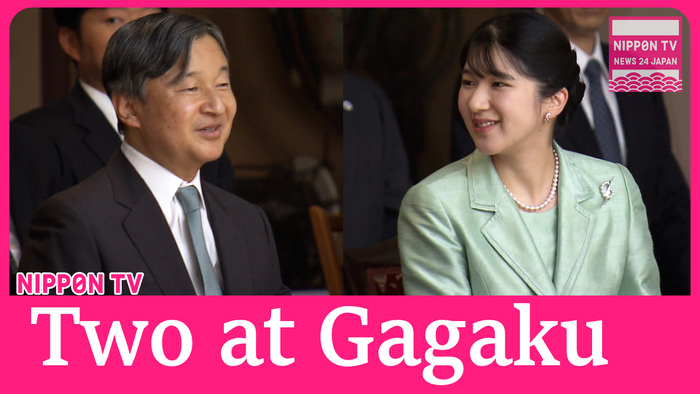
[
  {"xmin": 12, "ymin": 8, "xmax": 237, "ymax": 246},
  {"xmin": 19, "ymin": 13, "xmax": 288, "ymax": 295},
  {"xmin": 543, "ymin": 8, "xmax": 690, "ymax": 295}
]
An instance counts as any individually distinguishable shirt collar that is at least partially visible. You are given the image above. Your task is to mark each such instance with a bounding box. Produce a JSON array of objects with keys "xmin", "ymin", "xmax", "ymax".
[
  {"xmin": 79, "ymin": 79, "xmax": 121, "ymax": 138},
  {"xmin": 571, "ymin": 33, "xmax": 607, "ymax": 78},
  {"xmin": 120, "ymin": 140, "xmax": 204, "ymax": 213}
]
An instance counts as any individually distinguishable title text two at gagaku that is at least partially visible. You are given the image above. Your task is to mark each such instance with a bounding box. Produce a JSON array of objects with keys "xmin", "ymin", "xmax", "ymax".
[{"xmin": 31, "ymin": 303, "xmax": 606, "ymax": 385}]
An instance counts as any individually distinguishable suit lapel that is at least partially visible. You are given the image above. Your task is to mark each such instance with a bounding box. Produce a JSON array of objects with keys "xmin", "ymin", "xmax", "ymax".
[
  {"xmin": 606, "ymin": 43, "xmax": 641, "ymax": 175},
  {"xmin": 108, "ymin": 150, "xmax": 196, "ymax": 295},
  {"xmin": 202, "ymin": 184, "xmax": 253, "ymax": 295},
  {"xmin": 469, "ymin": 151, "xmax": 557, "ymax": 295},
  {"xmin": 556, "ymin": 107, "xmax": 603, "ymax": 158},
  {"xmin": 554, "ymin": 42, "xmax": 609, "ymax": 160},
  {"xmin": 604, "ymin": 41, "xmax": 651, "ymax": 185},
  {"xmin": 67, "ymin": 83, "xmax": 121, "ymax": 165},
  {"xmin": 552, "ymin": 146, "xmax": 596, "ymax": 294}
]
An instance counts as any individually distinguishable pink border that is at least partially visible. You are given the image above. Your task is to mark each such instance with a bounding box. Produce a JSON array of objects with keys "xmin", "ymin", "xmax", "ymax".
[{"xmin": 3, "ymin": 3, "xmax": 698, "ymax": 393}]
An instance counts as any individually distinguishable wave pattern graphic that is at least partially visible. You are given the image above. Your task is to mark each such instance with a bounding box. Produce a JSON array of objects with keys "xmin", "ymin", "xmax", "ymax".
[{"xmin": 610, "ymin": 72, "xmax": 682, "ymax": 92}]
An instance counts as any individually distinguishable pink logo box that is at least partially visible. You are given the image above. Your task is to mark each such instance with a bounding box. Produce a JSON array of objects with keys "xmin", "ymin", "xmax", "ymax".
[{"xmin": 608, "ymin": 17, "xmax": 682, "ymax": 92}]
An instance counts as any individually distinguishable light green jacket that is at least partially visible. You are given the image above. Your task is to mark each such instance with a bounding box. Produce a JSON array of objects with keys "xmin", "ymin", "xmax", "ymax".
[{"xmin": 398, "ymin": 144, "xmax": 660, "ymax": 295}]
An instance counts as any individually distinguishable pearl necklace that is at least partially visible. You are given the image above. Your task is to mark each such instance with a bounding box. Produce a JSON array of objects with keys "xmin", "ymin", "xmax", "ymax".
[{"xmin": 503, "ymin": 149, "xmax": 559, "ymax": 212}]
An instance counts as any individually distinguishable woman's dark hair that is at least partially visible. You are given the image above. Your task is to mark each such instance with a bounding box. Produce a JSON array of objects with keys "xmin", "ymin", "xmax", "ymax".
[{"xmin": 459, "ymin": 11, "xmax": 585, "ymax": 129}]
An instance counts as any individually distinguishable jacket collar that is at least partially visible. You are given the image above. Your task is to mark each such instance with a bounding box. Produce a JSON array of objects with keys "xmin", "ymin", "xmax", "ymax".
[
  {"xmin": 107, "ymin": 150, "xmax": 197, "ymax": 295},
  {"xmin": 107, "ymin": 149, "xmax": 253, "ymax": 295},
  {"xmin": 201, "ymin": 184, "xmax": 254, "ymax": 295},
  {"xmin": 468, "ymin": 143, "xmax": 595, "ymax": 295},
  {"xmin": 67, "ymin": 82, "xmax": 122, "ymax": 165}
]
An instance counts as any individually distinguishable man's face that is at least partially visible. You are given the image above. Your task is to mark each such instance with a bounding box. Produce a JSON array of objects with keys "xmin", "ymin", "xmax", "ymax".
[
  {"xmin": 125, "ymin": 35, "xmax": 236, "ymax": 181},
  {"xmin": 546, "ymin": 8, "xmax": 611, "ymax": 38},
  {"xmin": 62, "ymin": 8, "xmax": 161, "ymax": 92}
]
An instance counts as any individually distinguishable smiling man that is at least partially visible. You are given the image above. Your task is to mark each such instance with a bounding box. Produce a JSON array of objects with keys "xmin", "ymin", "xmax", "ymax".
[
  {"xmin": 11, "ymin": 8, "xmax": 237, "ymax": 247},
  {"xmin": 19, "ymin": 13, "xmax": 289, "ymax": 295}
]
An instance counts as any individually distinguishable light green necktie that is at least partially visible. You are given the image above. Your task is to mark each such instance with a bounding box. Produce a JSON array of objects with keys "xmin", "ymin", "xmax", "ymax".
[{"xmin": 176, "ymin": 186, "xmax": 222, "ymax": 295}]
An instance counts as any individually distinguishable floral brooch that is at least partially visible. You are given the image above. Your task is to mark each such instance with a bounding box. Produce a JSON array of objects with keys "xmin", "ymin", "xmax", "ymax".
[{"xmin": 599, "ymin": 178, "xmax": 615, "ymax": 207}]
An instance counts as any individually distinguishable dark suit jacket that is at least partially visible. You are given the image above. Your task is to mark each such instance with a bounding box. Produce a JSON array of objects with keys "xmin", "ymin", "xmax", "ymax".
[
  {"xmin": 10, "ymin": 122, "xmax": 69, "ymax": 243},
  {"xmin": 12, "ymin": 82, "xmax": 236, "ymax": 244},
  {"xmin": 450, "ymin": 44, "xmax": 690, "ymax": 295},
  {"xmin": 18, "ymin": 150, "xmax": 288, "ymax": 295},
  {"xmin": 343, "ymin": 71, "xmax": 412, "ymax": 249}
]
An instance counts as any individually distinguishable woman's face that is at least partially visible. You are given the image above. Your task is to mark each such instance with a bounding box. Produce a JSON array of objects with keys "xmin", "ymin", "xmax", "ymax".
[{"xmin": 458, "ymin": 51, "xmax": 550, "ymax": 157}]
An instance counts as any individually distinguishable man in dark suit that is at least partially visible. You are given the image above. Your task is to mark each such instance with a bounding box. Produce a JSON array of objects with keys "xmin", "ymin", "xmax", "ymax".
[
  {"xmin": 10, "ymin": 121, "xmax": 67, "ymax": 295},
  {"xmin": 12, "ymin": 8, "xmax": 236, "ymax": 246},
  {"xmin": 10, "ymin": 122, "xmax": 68, "ymax": 244},
  {"xmin": 19, "ymin": 13, "xmax": 288, "ymax": 295},
  {"xmin": 545, "ymin": 8, "xmax": 689, "ymax": 295},
  {"xmin": 451, "ymin": 9, "xmax": 690, "ymax": 295}
]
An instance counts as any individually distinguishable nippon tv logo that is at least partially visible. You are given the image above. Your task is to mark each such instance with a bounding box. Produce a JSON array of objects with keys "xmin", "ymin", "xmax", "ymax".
[{"xmin": 608, "ymin": 17, "xmax": 682, "ymax": 92}]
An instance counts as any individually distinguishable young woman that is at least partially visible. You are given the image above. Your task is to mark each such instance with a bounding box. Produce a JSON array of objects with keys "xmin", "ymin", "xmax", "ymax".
[{"xmin": 398, "ymin": 12, "xmax": 660, "ymax": 295}]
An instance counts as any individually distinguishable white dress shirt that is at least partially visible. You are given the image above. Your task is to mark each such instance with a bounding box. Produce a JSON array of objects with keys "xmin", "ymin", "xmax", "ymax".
[
  {"xmin": 121, "ymin": 141, "xmax": 222, "ymax": 295},
  {"xmin": 571, "ymin": 34, "xmax": 628, "ymax": 164},
  {"xmin": 80, "ymin": 79, "xmax": 122, "ymax": 139}
]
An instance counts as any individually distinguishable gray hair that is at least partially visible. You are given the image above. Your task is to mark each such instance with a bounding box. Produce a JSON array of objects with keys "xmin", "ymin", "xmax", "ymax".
[{"xmin": 102, "ymin": 12, "xmax": 228, "ymax": 103}]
